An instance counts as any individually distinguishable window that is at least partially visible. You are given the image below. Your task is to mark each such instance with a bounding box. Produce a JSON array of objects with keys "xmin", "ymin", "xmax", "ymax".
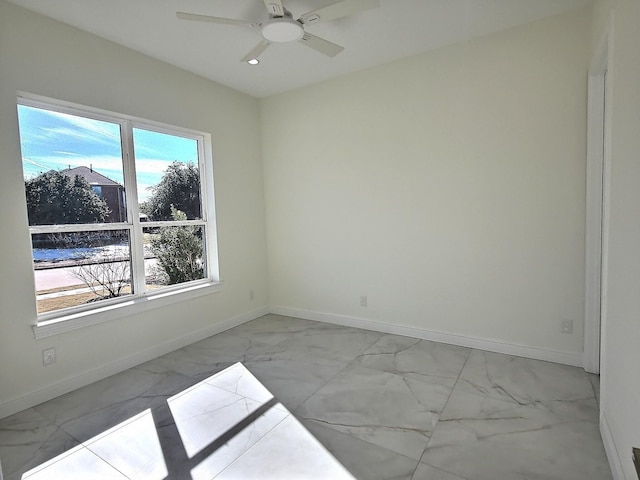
[{"xmin": 17, "ymin": 94, "xmax": 219, "ymax": 331}]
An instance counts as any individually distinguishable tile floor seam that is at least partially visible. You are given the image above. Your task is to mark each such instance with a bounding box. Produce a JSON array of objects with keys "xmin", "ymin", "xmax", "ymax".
[
  {"xmin": 29, "ymin": 411, "xmax": 84, "ymax": 446},
  {"xmin": 80, "ymin": 446, "xmax": 131, "ymax": 480},
  {"xmin": 415, "ymin": 461, "xmax": 470, "ymax": 480},
  {"xmin": 438, "ymin": 386, "xmax": 602, "ymax": 420},
  {"xmin": 1, "ymin": 316, "xmax": 613, "ymax": 480},
  {"xmin": 20, "ymin": 424, "xmax": 78, "ymax": 475},
  {"xmin": 294, "ymin": 338, "xmax": 472, "ymax": 470},
  {"xmin": 416, "ymin": 346, "xmax": 474, "ymax": 466},
  {"xmin": 208, "ymin": 413, "xmax": 291, "ymax": 480},
  {"xmin": 289, "ymin": 330, "xmax": 384, "ymax": 415},
  {"xmin": 50, "ymin": 396, "xmax": 149, "ymax": 445},
  {"xmin": 30, "ymin": 405, "xmax": 62, "ymax": 429},
  {"xmin": 22, "ymin": 445, "xmax": 122, "ymax": 480},
  {"xmin": 290, "ymin": 357, "xmax": 356, "ymax": 419},
  {"xmin": 301, "ymin": 416, "xmax": 423, "ymax": 477}
]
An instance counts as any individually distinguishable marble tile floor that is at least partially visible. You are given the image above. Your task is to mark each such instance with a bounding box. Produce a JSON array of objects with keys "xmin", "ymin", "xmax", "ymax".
[
  {"xmin": 0, "ymin": 314, "xmax": 611, "ymax": 480},
  {"xmin": 16, "ymin": 363, "xmax": 353, "ymax": 480}
]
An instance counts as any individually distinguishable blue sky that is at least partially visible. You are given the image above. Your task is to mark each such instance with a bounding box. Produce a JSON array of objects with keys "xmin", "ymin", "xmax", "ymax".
[{"xmin": 18, "ymin": 105, "xmax": 198, "ymax": 202}]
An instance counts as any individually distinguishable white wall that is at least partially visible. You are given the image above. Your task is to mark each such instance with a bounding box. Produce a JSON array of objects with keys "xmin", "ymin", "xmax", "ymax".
[
  {"xmin": 0, "ymin": 1, "xmax": 269, "ymax": 416},
  {"xmin": 262, "ymin": 9, "xmax": 591, "ymax": 359},
  {"xmin": 5, "ymin": 3, "xmax": 629, "ymax": 454},
  {"xmin": 592, "ymin": 0, "xmax": 640, "ymax": 478}
]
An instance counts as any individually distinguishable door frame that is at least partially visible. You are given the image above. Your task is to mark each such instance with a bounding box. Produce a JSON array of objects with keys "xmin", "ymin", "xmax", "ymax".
[{"xmin": 584, "ymin": 16, "xmax": 613, "ymax": 374}]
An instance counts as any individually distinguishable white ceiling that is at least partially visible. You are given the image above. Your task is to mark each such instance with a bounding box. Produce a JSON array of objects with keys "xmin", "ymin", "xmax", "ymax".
[{"xmin": 8, "ymin": 0, "xmax": 592, "ymax": 98}]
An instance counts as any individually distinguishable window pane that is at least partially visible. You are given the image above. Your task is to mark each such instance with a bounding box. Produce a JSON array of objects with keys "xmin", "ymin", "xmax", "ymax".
[
  {"xmin": 33, "ymin": 230, "xmax": 133, "ymax": 314},
  {"xmin": 143, "ymin": 225, "xmax": 206, "ymax": 288},
  {"xmin": 18, "ymin": 105, "xmax": 126, "ymax": 225},
  {"xmin": 133, "ymin": 128, "xmax": 201, "ymax": 221}
]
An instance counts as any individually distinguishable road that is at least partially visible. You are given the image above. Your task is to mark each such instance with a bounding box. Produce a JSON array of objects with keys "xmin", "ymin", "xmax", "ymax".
[
  {"xmin": 35, "ymin": 265, "xmax": 85, "ymax": 291},
  {"xmin": 34, "ymin": 259, "xmax": 159, "ymax": 291}
]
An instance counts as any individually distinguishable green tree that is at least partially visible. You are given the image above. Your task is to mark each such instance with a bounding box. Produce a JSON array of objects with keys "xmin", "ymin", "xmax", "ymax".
[
  {"xmin": 141, "ymin": 161, "xmax": 201, "ymax": 221},
  {"xmin": 25, "ymin": 171, "xmax": 110, "ymax": 225},
  {"xmin": 151, "ymin": 206, "xmax": 204, "ymax": 285}
]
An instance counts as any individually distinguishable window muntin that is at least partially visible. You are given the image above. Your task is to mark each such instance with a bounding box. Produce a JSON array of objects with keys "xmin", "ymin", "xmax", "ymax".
[{"xmin": 17, "ymin": 96, "xmax": 215, "ymax": 319}]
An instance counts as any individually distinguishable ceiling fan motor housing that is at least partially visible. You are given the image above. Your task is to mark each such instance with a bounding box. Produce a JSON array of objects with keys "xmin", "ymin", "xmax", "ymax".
[
  {"xmin": 176, "ymin": 0, "xmax": 380, "ymax": 60},
  {"xmin": 261, "ymin": 17, "xmax": 304, "ymax": 43}
]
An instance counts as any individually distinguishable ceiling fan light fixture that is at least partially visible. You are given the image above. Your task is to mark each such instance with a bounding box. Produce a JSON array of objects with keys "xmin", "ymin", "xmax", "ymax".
[
  {"xmin": 247, "ymin": 58, "xmax": 260, "ymax": 65},
  {"xmin": 261, "ymin": 18, "xmax": 304, "ymax": 43}
]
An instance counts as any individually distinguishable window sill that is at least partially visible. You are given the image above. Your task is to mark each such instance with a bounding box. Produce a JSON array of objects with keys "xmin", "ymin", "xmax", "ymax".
[{"xmin": 33, "ymin": 281, "xmax": 223, "ymax": 340}]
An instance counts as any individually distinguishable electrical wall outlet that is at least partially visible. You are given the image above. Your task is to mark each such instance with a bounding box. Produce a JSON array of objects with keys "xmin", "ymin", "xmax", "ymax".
[
  {"xmin": 561, "ymin": 320, "xmax": 573, "ymax": 334},
  {"xmin": 360, "ymin": 295, "xmax": 367, "ymax": 307},
  {"xmin": 43, "ymin": 347, "xmax": 56, "ymax": 366}
]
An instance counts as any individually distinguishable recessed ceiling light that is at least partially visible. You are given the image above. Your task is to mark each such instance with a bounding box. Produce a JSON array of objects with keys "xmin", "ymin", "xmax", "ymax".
[{"xmin": 247, "ymin": 58, "xmax": 260, "ymax": 65}]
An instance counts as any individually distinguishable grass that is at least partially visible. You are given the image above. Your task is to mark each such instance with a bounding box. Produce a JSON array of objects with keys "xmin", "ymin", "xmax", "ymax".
[
  {"xmin": 37, "ymin": 284, "xmax": 86, "ymax": 295},
  {"xmin": 36, "ymin": 283, "xmax": 165, "ymax": 314},
  {"xmin": 37, "ymin": 291, "xmax": 102, "ymax": 313}
]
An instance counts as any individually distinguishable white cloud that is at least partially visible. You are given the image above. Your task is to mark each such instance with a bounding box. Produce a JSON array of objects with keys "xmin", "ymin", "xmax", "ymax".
[
  {"xmin": 23, "ymin": 155, "xmax": 125, "ymax": 183},
  {"xmin": 62, "ymin": 155, "xmax": 124, "ymax": 173},
  {"xmin": 133, "ymin": 158, "xmax": 174, "ymax": 175},
  {"xmin": 43, "ymin": 110, "xmax": 120, "ymax": 143},
  {"xmin": 40, "ymin": 127, "xmax": 119, "ymax": 150},
  {"xmin": 22, "ymin": 154, "xmax": 185, "ymax": 188},
  {"xmin": 53, "ymin": 151, "xmax": 84, "ymax": 157}
]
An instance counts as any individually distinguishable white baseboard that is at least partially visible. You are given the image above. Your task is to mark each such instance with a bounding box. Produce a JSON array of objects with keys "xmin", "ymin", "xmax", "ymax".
[
  {"xmin": 270, "ymin": 306, "xmax": 584, "ymax": 367},
  {"xmin": 0, "ymin": 306, "xmax": 269, "ymax": 420},
  {"xmin": 0, "ymin": 304, "xmax": 584, "ymax": 420},
  {"xmin": 600, "ymin": 412, "xmax": 625, "ymax": 480}
]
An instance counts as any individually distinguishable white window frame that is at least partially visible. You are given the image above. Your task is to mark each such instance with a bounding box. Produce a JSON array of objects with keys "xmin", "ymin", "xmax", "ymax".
[{"xmin": 18, "ymin": 93, "xmax": 221, "ymax": 339}]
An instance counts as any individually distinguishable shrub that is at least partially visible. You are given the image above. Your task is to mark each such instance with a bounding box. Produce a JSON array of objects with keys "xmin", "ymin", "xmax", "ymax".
[{"xmin": 151, "ymin": 206, "xmax": 204, "ymax": 284}]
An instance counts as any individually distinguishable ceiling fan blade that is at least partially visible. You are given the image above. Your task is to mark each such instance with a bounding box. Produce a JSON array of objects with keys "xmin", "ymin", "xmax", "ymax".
[
  {"xmin": 298, "ymin": 0, "xmax": 378, "ymax": 24},
  {"xmin": 176, "ymin": 12, "xmax": 256, "ymax": 27},
  {"xmin": 241, "ymin": 41, "xmax": 271, "ymax": 62},
  {"xmin": 298, "ymin": 33, "xmax": 344, "ymax": 57},
  {"xmin": 263, "ymin": 0, "xmax": 285, "ymax": 17}
]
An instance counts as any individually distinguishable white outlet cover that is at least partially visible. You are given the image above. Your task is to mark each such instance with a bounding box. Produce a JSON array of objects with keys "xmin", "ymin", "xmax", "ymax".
[
  {"xmin": 561, "ymin": 320, "xmax": 573, "ymax": 334},
  {"xmin": 43, "ymin": 348, "xmax": 56, "ymax": 365}
]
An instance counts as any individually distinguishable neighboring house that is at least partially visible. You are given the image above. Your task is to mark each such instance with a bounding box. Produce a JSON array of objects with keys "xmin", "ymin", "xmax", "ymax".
[{"xmin": 61, "ymin": 165, "xmax": 126, "ymax": 223}]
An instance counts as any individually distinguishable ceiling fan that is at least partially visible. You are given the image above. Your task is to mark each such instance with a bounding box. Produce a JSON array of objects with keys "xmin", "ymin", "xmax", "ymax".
[{"xmin": 176, "ymin": 0, "xmax": 379, "ymax": 63}]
